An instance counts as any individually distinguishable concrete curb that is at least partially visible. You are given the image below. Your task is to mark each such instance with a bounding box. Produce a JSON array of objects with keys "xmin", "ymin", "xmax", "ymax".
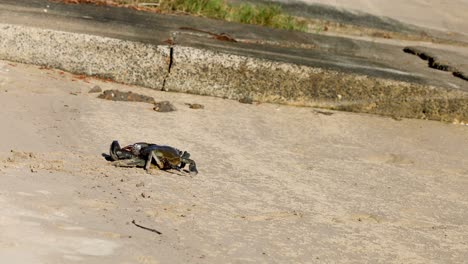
[
  {"xmin": 167, "ymin": 46, "xmax": 468, "ymax": 122},
  {"xmin": 1, "ymin": 23, "xmax": 467, "ymax": 122},
  {"xmin": 0, "ymin": 23, "xmax": 169, "ymax": 89}
]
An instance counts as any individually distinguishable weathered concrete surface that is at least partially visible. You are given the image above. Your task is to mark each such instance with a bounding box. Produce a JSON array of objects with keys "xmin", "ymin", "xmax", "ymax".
[
  {"xmin": 234, "ymin": 0, "xmax": 419, "ymax": 33},
  {"xmin": 1, "ymin": 60, "xmax": 468, "ymax": 264},
  {"xmin": 168, "ymin": 45, "xmax": 468, "ymax": 122},
  {"xmin": 290, "ymin": 0, "xmax": 468, "ymax": 35},
  {"xmin": 0, "ymin": 0, "xmax": 467, "ymax": 122},
  {"xmin": 237, "ymin": 0, "xmax": 468, "ymax": 46},
  {"xmin": 0, "ymin": 24, "xmax": 169, "ymax": 89}
]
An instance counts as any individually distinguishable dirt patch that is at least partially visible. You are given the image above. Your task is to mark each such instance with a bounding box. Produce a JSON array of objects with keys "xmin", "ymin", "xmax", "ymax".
[
  {"xmin": 51, "ymin": 0, "xmax": 161, "ymax": 13},
  {"xmin": 2, "ymin": 150, "xmax": 66, "ymax": 173},
  {"xmin": 179, "ymin": 27, "xmax": 237, "ymax": 42},
  {"xmin": 98, "ymin": 89, "xmax": 156, "ymax": 104}
]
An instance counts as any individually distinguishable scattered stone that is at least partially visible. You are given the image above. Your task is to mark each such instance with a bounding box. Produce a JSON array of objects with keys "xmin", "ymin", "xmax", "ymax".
[
  {"xmin": 185, "ymin": 103, "xmax": 204, "ymax": 109},
  {"xmin": 98, "ymin": 89, "xmax": 155, "ymax": 104},
  {"xmin": 153, "ymin": 101, "xmax": 176, "ymax": 112},
  {"xmin": 239, "ymin": 96, "xmax": 253, "ymax": 104},
  {"xmin": 88, "ymin": 85, "xmax": 102, "ymax": 93},
  {"xmin": 141, "ymin": 193, "xmax": 146, "ymax": 198},
  {"xmin": 136, "ymin": 182, "xmax": 145, "ymax": 187}
]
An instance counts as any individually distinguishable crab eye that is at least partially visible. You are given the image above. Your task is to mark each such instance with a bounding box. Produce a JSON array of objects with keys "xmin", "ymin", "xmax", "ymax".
[{"xmin": 131, "ymin": 144, "xmax": 142, "ymax": 155}]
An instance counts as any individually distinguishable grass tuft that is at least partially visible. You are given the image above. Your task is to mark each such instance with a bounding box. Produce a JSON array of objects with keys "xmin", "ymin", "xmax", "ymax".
[
  {"xmin": 61, "ymin": 0, "xmax": 307, "ymax": 31},
  {"xmin": 158, "ymin": 0, "xmax": 307, "ymax": 31}
]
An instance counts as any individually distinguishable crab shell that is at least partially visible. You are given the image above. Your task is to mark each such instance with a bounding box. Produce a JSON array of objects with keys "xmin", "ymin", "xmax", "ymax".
[
  {"xmin": 121, "ymin": 142, "xmax": 150, "ymax": 156},
  {"xmin": 111, "ymin": 141, "xmax": 197, "ymax": 175},
  {"xmin": 140, "ymin": 145, "xmax": 184, "ymax": 169}
]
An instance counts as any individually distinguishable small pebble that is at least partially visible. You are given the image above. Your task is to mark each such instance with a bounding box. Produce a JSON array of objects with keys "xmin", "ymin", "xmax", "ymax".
[
  {"xmin": 239, "ymin": 96, "xmax": 253, "ymax": 104},
  {"xmin": 185, "ymin": 103, "xmax": 204, "ymax": 109},
  {"xmin": 154, "ymin": 101, "xmax": 176, "ymax": 112},
  {"xmin": 88, "ymin": 85, "xmax": 102, "ymax": 93}
]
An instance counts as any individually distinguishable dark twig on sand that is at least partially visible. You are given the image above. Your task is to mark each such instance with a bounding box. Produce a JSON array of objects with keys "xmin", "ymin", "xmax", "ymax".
[{"xmin": 131, "ymin": 220, "xmax": 162, "ymax": 235}]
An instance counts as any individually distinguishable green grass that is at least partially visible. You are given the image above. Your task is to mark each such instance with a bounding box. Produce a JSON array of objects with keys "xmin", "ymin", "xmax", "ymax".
[
  {"xmin": 160, "ymin": 0, "xmax": 228, "ymax": 18},
  {"xmin": 117, "ymin": 0, "xmax": 307, "ymax": 31},
  {"xmin": 164, "ymin": 0, "xmax": 306, "ymax": 31}
]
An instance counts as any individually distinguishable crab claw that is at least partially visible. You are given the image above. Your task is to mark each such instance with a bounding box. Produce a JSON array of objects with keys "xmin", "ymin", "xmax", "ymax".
[
  {"xmin": 110, "ymin": 140, "xmax": 121, "ymax": 161},
  {"xmin": 181, "ymin": 151, "xmax": 190, "ymax": 159},
  {"xmin": 189, "ymin": 163, "xmax": 198, "ymax": 176},
  {"xmin": 110, "ymin": 140, "xmax": 136, "ymax": 161}
]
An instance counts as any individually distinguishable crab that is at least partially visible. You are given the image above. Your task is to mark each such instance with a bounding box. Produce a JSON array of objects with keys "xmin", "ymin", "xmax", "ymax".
[{"xmin": 109, "ymin": 140, "xmax": 198, "ymax": 176}]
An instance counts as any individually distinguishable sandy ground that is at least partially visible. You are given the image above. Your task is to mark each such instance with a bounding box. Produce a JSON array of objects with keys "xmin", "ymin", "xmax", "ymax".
[
  {"xmin": 290, "ymin": 0, "xmax": 468, "ymax": 35},
  {"xmin": 0, "ymin": 59, "xmax": 467, "ymax": 263}
]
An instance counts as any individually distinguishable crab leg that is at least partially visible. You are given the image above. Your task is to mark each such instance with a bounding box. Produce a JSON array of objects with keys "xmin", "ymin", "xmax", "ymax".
[
  {"xmin": 145, "ymin": 152, "xmax": 153, "ymax": 170},
  {"xmin": 153, "ymin": 152, "xmax": 164, "ymax": 168},
  {"xmin": 145, "ymin": 151, "xmax": 164, "ymax": 170},
  {"xmin": 109, "ymin": 140, "xmax": 122, "ymax": 161},
  {"xmin": 181, "ymin": 158, "xmax": 198, "ymax": 176}
]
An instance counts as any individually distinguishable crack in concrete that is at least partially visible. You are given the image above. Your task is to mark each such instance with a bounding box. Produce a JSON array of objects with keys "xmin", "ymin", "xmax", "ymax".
[
  {"xmin": 161, "ymin": 46, "xmax": 174, "ymax": 91},
  {"xmin": 453, "ymin": 71, "xmax": 468, "ymax": 81},
  {"xmin": 168, "ymin": 46, "xmax": 174, "ymax": 74},
  {"xmin": 403, "ymin": 47, "xmax": 468, "ymax": 81}
]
